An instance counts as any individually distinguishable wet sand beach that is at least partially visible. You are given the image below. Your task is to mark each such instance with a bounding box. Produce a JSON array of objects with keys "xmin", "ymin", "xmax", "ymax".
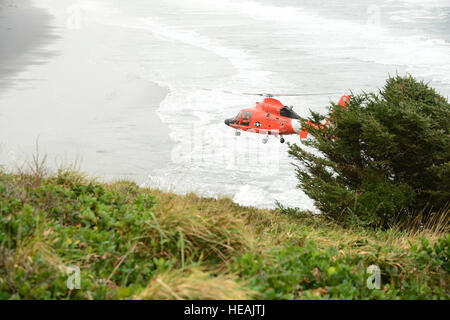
[
  {"xmin": 0, "ymin": 0, "xmax": 173, "ymax": 184},
  {"xmin": 0, "ymin": 0, "xmax": 57, "ymax": 92}
]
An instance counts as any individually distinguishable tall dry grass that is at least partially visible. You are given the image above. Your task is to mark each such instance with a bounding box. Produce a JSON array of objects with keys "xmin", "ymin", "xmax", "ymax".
[{"xmin": 134, "ymin": 266, "xmax": 255, "ymax": 300}]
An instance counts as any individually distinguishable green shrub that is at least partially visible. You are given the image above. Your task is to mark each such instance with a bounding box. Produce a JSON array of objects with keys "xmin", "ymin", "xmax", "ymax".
[
  {"xmin": 289, "ymin": 75, "xmax": 450, "ymax": 227},
  {"xmin": 1, "ymin": 169, "xmax": 448, "ymax": 299},
  {"xmin": 0, "ymin": 170, "xmax": 249, "ymax": 299},
  {"xmin": 232, "ymin": 235, "xmax": 449, "ymax": 299},
  {"xmin": 407, "ymin": 234, "xmax": 449, "ymax": 297}
]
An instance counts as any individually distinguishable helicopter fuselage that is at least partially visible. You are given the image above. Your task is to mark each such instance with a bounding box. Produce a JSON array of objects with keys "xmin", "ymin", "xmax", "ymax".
[
  {"xmin": 224, "ymin": 95, "xmax": 350, "ymax": 143},
  {"xmin": 224, "ymin": 98, "xmax": 301, "ymax": 137}
]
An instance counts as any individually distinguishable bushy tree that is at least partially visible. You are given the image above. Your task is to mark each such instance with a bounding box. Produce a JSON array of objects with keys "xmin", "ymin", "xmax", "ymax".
[{"xmin": 289, "ymin": 75, "xmax": 450, "ymax": 227}]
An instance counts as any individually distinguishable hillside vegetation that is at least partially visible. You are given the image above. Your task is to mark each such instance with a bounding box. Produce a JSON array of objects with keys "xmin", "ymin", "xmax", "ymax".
[{"xmin": 1, "ymin": 168, "xmax": 448, "ymax": 299}]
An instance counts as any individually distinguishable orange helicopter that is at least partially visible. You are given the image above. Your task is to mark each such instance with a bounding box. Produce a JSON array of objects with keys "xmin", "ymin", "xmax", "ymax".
[{"xmin": 224, "ymin": 93, "xmax": 350, "ymax": 143}]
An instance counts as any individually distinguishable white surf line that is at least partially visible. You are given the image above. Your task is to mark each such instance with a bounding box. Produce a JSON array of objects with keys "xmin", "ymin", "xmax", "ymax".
[{"xmin": 218, "ymin": 0, "xmax": 450, "ymax": 86}]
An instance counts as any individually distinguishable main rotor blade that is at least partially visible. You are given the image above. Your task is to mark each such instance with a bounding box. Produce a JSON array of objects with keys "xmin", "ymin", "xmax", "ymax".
[
  {"xmin": 221, "ymin": 90, "xmax": 341, "ymax": 97},
  {"xmin": 269, "ymin": 93, "xmax": 341, "ymax": 96}
]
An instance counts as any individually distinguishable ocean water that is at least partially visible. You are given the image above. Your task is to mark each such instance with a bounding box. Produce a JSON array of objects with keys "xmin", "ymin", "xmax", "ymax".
[{"xmin": 9, "ymin": 0, "xmax": 450, "ymax": 209}]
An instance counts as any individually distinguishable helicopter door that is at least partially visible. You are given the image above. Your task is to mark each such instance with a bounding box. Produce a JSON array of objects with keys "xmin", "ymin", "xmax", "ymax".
[{"xmin": 240, "ymin": 112, "xmax": 252, "ymax": 126}]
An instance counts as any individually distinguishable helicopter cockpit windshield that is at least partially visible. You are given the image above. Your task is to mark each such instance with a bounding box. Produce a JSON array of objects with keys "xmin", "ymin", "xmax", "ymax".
[
  {"xmin": 228, "ymin": 111, "xmax": 252, "ymax": 126},
  {"xmin": 233, "ymin": 112, "xmax": 242, "ymax": 124},
  {"xmin": 280, "ymin": 106, "xmax": 301, "ymax": 119}
]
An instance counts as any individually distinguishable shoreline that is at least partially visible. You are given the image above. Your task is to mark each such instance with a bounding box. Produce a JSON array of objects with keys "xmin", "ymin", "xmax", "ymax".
[
  {"xmin": 0, "ymin": 0, "xmax": 58, "ymax": 94},
  {"xmin": 0, "ymin": 0, "xmax": 174, "ymax": 183}
]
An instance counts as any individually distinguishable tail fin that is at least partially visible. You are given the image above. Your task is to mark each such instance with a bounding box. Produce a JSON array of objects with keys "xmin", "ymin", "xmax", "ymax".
[
  {"xmin": 337, "ymin": 95, "xmax": 350, "ymax": 108},
  {"xmin": 299, "ymin": 95, "xmax": 350, "ymax": 139}
]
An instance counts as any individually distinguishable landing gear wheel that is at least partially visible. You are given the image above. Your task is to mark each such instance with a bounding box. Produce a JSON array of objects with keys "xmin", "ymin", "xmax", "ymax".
[
  {"xmin": 280, "ymin": 137, "xmax": 285, "ymax": 144},
  {"xmin": 262, "ymin": 137, "xmax": 268, "ymax": 144},
  {"xmin": 235, "ymin": 131, "xmax": 241, "ymax": 136}
]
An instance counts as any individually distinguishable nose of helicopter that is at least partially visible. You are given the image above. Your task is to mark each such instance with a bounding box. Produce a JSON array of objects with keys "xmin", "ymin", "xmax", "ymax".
[{"xmin": 224, "ymin": 118, "xmax": 232, "ymax": 126}]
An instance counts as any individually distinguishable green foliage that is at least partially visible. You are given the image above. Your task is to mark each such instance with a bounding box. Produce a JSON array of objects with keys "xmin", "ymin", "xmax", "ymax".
[
  {"xmin": 0, "ymin": 171, "xmax": 246, "ymax": 299},
  {"xmin": 0, "ymin": 172, "xmax": 161, "ymax": 299},
  {"xmin": 233, "ymin": 235, "xmax": 449, "ymax": 299},
  {"xmin": 407, "ymin": 234, "xmax": 450, "ymax": 297},
  {"xmin": 0, "ymin": 169, "xmax": 448, "ymax": 299},
  {"xmin": 289, "ymin": 75, "xmax": 450, "ymax": 227}
]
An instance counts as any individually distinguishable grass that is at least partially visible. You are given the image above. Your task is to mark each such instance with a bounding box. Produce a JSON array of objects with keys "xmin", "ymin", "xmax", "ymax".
[{"xmin": 0, "ymin": 165, "xmax": 448, "ymax": 299}]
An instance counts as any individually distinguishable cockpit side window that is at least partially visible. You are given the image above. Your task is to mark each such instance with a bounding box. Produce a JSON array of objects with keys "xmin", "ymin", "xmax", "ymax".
[{"xmin": 240, "ymin": 112, "xmax": 252, "ymax": 126}]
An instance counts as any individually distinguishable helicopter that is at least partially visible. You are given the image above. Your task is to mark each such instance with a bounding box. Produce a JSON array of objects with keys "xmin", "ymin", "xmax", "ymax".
[{"xmin": 224, "ymin": 93, "xmax": 350, "ymax": 143}]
